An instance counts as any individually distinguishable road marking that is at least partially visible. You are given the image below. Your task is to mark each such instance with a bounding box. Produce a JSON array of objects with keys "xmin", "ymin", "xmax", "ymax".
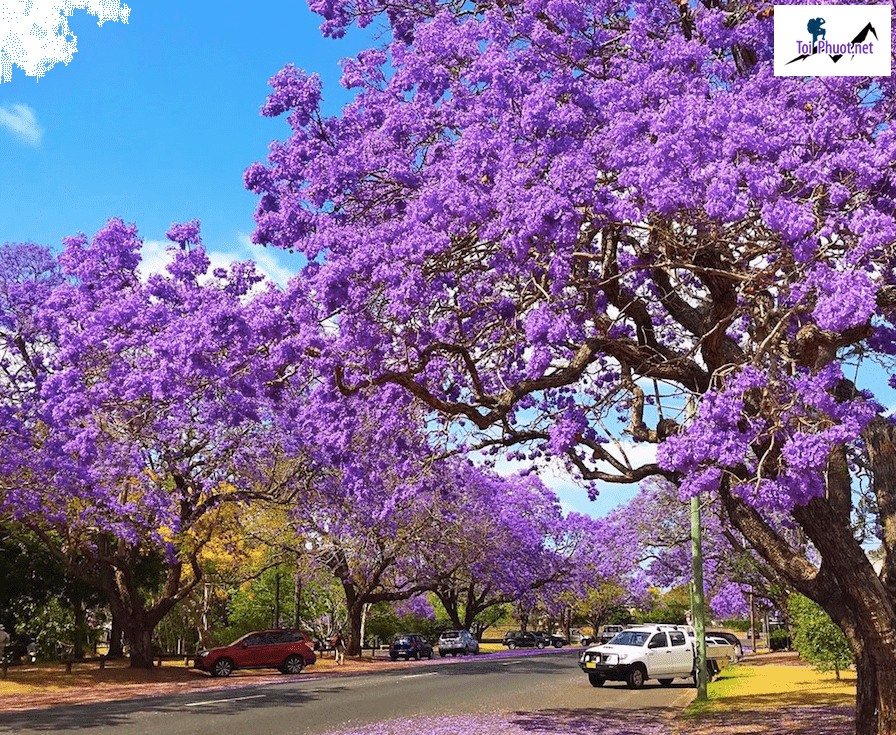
[
  {"xmin": 398, "ymin": 672, "xmax": 438, "ymax": 679},
  {"xmin": 501, "ymin": 660, "xmax": 525, "ymax": 666},
  {"xmin": 184, "ymin": 694, "xmax": 266, "ymax": 707}
]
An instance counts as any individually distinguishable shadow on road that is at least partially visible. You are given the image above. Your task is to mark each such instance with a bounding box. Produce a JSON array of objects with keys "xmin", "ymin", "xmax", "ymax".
[
  {"xmin": 507, "ymin": 708, "xmax": 674, "ymax": 734},
  {"xmin": 0, "ymin": 683, "xmax": 351, "ymax": 733}
]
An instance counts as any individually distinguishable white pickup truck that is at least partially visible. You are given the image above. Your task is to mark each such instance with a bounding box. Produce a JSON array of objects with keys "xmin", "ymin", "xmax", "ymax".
[{"xmin": 578, "ymin": 624, "xmax": 727, "ymax": 688}]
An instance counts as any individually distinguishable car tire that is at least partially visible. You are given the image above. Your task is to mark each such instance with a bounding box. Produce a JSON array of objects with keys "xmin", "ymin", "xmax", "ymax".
[
  {"xmin": 211, "ymin": 658, "xmax": 234, "ymax": 678},
  {"xmin": 659, "ymin": 678, "xmax": 674, "ymax": 687},
  {"xmin": 554, "ymin": 642, "xmax": 563, "ymax": 648},
  {"xmin": 508, "ymin": 642, "xmax": 516, "ymax": 650},
  {"xmin": 428, "ymin": 650, "xmax": 433, "ymax": 660},
  {"xmin": 282, "ymin": 654, "xmax": 305, "ymax": 675},
  {"xmin": 588, "ymin": 673, "xmax": 606, "ymax": 687},
  {"xmin": 536, "ymin": 641, "xmax": 545, "ymax": 649},
  {"xmin": 390, "ymin": 654, "xmax": 398, "ymax": 661},
  {"xmin": 627, "ymin": 665, "xmax": 646, "ymax": 689},
  {"xmin": 414, "ymin": 651, "xmax": 421, "ymax": 660}
]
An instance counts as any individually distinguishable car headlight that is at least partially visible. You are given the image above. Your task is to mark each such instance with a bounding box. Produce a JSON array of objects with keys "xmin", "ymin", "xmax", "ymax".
[
  {"xmin": 604, "ymin": 653, "xmax": 619, "ymax": 665},
  {"xmin": 197, "ymin": 651, "xmax": 209, "ymax": 659}
]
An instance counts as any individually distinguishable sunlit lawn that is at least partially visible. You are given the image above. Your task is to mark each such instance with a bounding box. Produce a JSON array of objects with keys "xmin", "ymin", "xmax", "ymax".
[{"xmin": 675, "ymin": 660, "xmax": 857, "ymax": 735}]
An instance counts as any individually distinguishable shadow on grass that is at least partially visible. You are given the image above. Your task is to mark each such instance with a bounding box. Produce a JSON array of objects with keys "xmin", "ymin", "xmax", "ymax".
[{"xmin": 673, "ymin": 705, "xmax": 854, "ymax": 735}]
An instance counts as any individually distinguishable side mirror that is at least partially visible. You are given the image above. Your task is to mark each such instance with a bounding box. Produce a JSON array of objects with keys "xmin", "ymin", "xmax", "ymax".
[{"xmin": 240, "ymin": 642, "xmax": 249, "ymax": 649}]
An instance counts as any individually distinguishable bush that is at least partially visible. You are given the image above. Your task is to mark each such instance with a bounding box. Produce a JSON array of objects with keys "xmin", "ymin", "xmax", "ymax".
[
  {"xmin": 787, "ymin": 595, "xmax": 853, "ymax": 678},
  {"xmin": 720, "ymin": 619, "xmax": 751, "ymax": 632},
  {"xmin": 769, "ymin": 628, "xmax": 790, "ymax": 651}
]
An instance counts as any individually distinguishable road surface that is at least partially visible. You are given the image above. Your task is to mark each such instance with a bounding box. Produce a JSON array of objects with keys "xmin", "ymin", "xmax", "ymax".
[{"xmin": 0, "ymin": 650, "xmax": 694, "ymax": 735}]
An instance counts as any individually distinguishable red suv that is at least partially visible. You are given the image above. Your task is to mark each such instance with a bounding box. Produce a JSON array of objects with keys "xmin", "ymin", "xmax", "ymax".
[{"xmin": 194, "ymin": 629, "xmax": 316, "ymax": 677}]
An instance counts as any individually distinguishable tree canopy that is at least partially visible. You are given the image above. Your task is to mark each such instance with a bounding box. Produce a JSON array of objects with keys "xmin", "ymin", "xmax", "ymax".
[{"xmin": 247, "ymin": 1, "xmax": 896, "ymax": 732}]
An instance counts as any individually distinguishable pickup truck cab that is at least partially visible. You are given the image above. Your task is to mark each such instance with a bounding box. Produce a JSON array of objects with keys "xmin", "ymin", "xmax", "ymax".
[{"xmin": 578, "ymin": 625, "xmax": 697, "ymax": 688}]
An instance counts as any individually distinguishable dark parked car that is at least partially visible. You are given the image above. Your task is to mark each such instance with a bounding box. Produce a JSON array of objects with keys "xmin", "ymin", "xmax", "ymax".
[
  {"xmin": 389, "ymin": 633, "xmax": 433, "ymax": 660},
  {"xmin": 503, "ymin": 631, "xmax": 548, "ymax": 649},
  {"xmin": 536, "ymin": 632, "xmax": 569, "ymax": 648},
  {"xmin": 194, "ymin": 629, "xmax": 316, "ymax": 677},
  {"xmin": 438, "ymin": 629, "xmax": 479, "ymax": 656}
]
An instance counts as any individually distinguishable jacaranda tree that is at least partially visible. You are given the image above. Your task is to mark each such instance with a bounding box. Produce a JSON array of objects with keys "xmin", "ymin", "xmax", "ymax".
[
  {"xmin": 247, "ymin": 0, "xmax": 896, "ymax": 731},
  {"xmin": 0, "ymin": 221, "xmax": 291, "ymax": 667}
]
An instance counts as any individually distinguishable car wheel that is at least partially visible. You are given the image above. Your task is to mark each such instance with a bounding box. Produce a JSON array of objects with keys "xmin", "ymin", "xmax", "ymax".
[
  {"xmin": 627, "ymin": 665, "xmax": 646, "ymax": 689},
  {"xmin": 554, "ymin": 642, "xmax": 563, "ymax": 648},
  {"xmin": 414, "ymin": 651, "xmax": 421, "ymax": 660},
  {"xmin": 428, "ymin": 650, "xmax": 434, "ymax": 660},
  {"xmin": 508, "ymin": 642, "xmax": 516, "ymax": 650},
  {"xmin": 390, "ymin": 654, "xmax": 398, "ymax": 661},
  {"xmin": 282, "ymin": 655, "xmax": 304, "ymax": 675},
  {"xmin": 211, "ymin": 658, "xmax": 234, "ymax": 678},
  {"xmin": 659, "ymin": 678, "xmax": 674, "ymax": 687},
  {"xmin": 588, "ymin": 673, "xmax": 606, "ymax": 687},
  {"xmin": 536, "ymin": 641, "xmax": 545, "ymax": 649},
  {"xmin": 440, "ymin": 652, "xmax": 446, "ymax": 657}
]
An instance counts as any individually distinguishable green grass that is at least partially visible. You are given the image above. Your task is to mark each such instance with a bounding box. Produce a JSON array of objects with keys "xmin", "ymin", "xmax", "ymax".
[{"xmin": 685, "ymin": 661, "xmax": 856, "ymax": 718}]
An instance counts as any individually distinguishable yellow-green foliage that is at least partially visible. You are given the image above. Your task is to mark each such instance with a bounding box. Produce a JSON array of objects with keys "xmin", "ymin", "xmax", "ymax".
[{"xmin": 787, "ymin": 594, "xmax": 853, "ymax": 677}]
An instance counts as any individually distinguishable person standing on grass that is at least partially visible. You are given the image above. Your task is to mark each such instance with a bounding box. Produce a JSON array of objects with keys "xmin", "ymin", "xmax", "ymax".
[{"xmin": 0, "ymin": 625, "xmax": 9, "ymax": 662}]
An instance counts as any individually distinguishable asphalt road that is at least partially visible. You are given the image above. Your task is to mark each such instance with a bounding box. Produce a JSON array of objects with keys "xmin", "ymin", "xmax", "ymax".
[{"xmin": 0, "ymin": 650, "xmax": 695, "ymax": 735}]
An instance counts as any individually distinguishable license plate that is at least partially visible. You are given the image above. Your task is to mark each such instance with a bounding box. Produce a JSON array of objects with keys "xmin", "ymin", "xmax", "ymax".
[{"xmin": 585, "ymin": 662, "xmax": 597, "ymax": 669}]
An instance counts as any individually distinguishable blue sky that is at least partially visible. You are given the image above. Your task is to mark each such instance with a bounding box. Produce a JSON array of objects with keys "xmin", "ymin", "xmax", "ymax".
[
  {"xmin": 0, "ymin": 2, "xmax": 633, "ymax": 518},
  {"xmin": 1, "ymin": 2, "xmax": 375, "ymax": 272}
]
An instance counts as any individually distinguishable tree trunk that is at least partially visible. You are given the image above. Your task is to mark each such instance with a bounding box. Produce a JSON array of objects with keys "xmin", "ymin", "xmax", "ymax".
[
  {"xmin": 846, "ymin": 628, "xmax": 896, "ymax": 735},
  {"xmin": 107, "ymin": 610, "xmax": 125, "ymax": 658},
  {"xmin": 122, "ymin": 617, "xmax": 156, "ymax": 669},
  {"xmin": 347, "ymin": 603, "xmax": 364, "ymax": 657},
  {"xmin": 722, "ymin": 479, "xmax": 896, "ymax": 735},
  {"xmin": 72, "ymin": 595, "xmax": 86, "ymax": 659}
]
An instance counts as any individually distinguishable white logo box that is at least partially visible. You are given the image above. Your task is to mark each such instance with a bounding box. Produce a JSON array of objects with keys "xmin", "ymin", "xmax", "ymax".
[{"xmin": 774, "ymin": 4, "xmax": 891, "ymax": 76}]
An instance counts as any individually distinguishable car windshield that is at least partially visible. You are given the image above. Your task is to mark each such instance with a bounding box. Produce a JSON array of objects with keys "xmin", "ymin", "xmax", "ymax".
[
  {"xmin": 608, "ymin": 631, "xmax": 650, "ymax": 647},
  {"xmin": 441, "ymin": 631, "xmax": 460, "ymax": 639}
]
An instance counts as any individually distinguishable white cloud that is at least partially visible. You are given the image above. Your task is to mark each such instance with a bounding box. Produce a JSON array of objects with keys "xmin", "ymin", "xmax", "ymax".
[
  {"xmin": 236, "ymin": 234, "xmax": 295, "ymax": 287},
  {"xmin": 0, "ymin": 103, "xmax": 43, "ymax": 145},
  {"xmin": 139, "ymin": 240, "xmax": 171, "ymax": 279},
  {"xmin": 139, "ymin": 233, "xmax": 297, "ymax": 290}
]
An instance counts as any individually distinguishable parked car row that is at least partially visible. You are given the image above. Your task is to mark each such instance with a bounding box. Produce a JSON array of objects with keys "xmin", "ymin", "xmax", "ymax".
[
  {"xmin": 193, "ymin": 623, "xmax": 598, "ymax": 678},
  {"xmin": 502, "ymin": 630, "xmax": 569, "ymax": 649}
]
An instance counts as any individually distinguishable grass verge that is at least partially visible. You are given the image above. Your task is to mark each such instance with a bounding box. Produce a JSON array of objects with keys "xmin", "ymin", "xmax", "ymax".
[{"xmin": 677, "ymin": 658, "xmax": 857, "ymax": 735}]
